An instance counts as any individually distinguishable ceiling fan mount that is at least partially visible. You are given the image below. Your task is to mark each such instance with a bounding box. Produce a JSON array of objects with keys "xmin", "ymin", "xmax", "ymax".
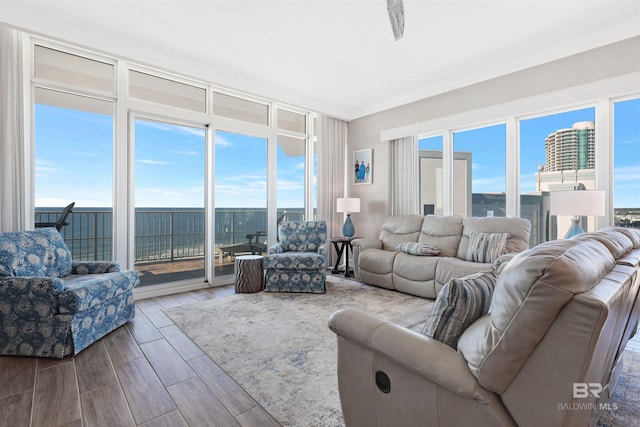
[{"xmin": 387, "ymin": 0, "xmax": 405, "ymax": 41}]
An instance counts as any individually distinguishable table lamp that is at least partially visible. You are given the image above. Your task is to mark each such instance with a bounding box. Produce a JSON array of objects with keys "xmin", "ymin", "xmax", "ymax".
[
  {"xmin": 337, "ymin": 198, "xmax": 360, "ymax": 238},
  {"xmin": 550, "ymin": 190, "xmax": 605, "ymax": 238}
]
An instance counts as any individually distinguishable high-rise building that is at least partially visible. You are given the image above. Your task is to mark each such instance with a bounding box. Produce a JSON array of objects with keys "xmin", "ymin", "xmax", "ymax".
[{"xmin": 543, "ymin": 121, "xmax": 595, "ymax": 172}]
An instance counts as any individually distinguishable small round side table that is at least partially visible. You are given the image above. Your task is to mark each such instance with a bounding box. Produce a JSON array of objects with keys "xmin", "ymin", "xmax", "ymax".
[{"xmin": 234, "ymin": 255, "xmax": 264, "ymax": 293}]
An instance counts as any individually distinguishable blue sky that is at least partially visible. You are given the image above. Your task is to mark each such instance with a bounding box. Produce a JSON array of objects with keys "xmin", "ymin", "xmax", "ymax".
[
  {"xmin": 36, "ymin": 99, "xmax": 639, "ymax": 209},
  {"xmin": 420, "ymin": 99, "xmax": 639, "ymax": 208}
]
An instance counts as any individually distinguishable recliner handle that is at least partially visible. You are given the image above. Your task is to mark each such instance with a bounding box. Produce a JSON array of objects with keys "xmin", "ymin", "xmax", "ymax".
[{"xmin": 375, "ymin": 371, "xmax": 391, "ymax": 393}]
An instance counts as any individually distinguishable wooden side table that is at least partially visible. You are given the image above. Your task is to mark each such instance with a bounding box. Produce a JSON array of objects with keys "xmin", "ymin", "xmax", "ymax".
[
  {"xmin": 234, "ymin": 255, "xmax": 264, "ymax": 293},
  {"xmin": 331, "ymin": 237, "xmax": 355, "ymax": 277}
]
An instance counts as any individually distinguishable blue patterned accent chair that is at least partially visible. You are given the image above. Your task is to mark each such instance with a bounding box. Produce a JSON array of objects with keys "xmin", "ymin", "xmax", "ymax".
[
  {"xmin": 263, "ymin": 220, "xmax": 328, "ymax": 293},
  {"xmin": 0, "ymin": 228, "xmax": 139, "ymax": 358}
]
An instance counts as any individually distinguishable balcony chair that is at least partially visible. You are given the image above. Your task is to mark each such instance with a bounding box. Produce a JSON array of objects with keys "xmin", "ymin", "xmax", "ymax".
[
  {"xmin": 0, "ymin": 228, "xmax": 139, "ymax": 358},
  {"xmin": 35, "ymin": 201, "xmax": 75, "ymax": 232},
  {"xmin": 263, "ymin": 220, "xmax": 328, "ymax": 293}
]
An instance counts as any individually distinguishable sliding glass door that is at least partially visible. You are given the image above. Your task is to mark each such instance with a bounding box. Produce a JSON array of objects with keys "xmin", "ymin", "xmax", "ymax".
[{"xmin": 134, "ymin": 118, "xmax": 206, "ymax": 286}]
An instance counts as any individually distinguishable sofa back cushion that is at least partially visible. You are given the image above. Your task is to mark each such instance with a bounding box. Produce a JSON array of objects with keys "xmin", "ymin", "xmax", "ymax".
[
  {"xmin": 0, "ymin": 228, "xmax": 73, "ymax": 278},
  {"xmin": 378, "ymin": 215, "xmax": 424, "ymax": 250},
  {"xmin": 457, "ymin": 238, "xmax": 616, "ymax": 393},
  {"xmin": 279, "ymin": 220, "xmax": 327, "ymax": 252},
  {"xmin": 418, "ymin": 215, "xmax": 463, "ymax": 257},
  {"xmin": 456, "ymin": 217, "xmax": 531, "ymax": 260}
]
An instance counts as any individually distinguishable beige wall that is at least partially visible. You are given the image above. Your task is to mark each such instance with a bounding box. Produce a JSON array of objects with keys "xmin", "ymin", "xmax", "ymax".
[{"xmin": 347, "ymin": 36, "xmax": 640, "ymax": 239}]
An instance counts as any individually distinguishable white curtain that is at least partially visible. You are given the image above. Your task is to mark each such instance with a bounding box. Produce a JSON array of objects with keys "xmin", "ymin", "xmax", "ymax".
[
  {"xmin": 390, "ymin": 136, "xmax": 419, "ymax": 215},
  {"xmin": 0, "ymin": 26, "xmax": 26, "ymax": 232},
  {"xmin": 317, "ymin": 115, "xmax": 347, "ymax": 265}
]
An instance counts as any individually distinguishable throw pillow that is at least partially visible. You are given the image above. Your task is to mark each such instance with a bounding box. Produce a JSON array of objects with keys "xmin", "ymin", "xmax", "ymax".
[
  {"xmin": 396, "ymin": 241, "xmax": 440, "ymax": 256},
  {"xmin": 465, "ymin": 231, "xmax": 509, "ymax": 263},
  {"xmin": 421, "ymin": 270, "xmax": 497, "ymax": 349}
]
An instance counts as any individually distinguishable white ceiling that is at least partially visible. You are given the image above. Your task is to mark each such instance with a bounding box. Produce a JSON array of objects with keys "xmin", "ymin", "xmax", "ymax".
[{"xmin": 1, "ymin": 0, "xmax": 639, "ymax": 120}]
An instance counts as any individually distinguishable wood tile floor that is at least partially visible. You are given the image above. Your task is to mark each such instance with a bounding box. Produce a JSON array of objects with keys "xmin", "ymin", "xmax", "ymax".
[
  {"xmin": 2, "ymin": 284, "xmax": 640, "ymax": 427},
  {"xmin": 0, "ymin": 285, "xmax": 281, "ymax": 427}
]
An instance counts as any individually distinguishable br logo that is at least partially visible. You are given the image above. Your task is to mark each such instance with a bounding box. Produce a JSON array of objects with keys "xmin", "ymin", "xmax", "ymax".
[{"xmin": 573, "ymin": 383, "xmax": 603, "ymax": 399}]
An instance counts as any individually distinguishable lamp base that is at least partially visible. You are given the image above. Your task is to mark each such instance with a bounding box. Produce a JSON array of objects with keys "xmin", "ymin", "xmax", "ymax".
[
  {"xmin": 564, "ymin": 217, "xmax": 584, "ymax": 239},
  {"xmin": 342, "ymin": 214, "xmax": 355, "ymax": 238}
]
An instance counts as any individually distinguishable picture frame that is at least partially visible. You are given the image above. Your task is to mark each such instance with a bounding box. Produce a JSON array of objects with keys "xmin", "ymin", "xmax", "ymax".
[{"xmin": 353, "ymin": 149, "xmax": 372, "ymax": 185}]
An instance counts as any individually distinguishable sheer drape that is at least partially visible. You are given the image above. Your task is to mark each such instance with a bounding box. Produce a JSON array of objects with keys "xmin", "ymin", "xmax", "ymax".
[
  {"xmin": 0, "ymin": 26, "xmax": 26, "ymax": 232},
  {"xmin": 390, "ymin": 136, "xmax": 419, "ymax": 215},
  {"xmin": 317, "ymin": 115, "xmax": 347, "ymax": 265}
]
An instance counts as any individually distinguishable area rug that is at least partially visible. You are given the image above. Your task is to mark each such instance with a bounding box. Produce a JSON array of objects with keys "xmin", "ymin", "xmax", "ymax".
[
  {"xmin": 163, "ymin": 275, "xmax": 432, "ymax": 427},
  {"xmin": 164, "ymin": 275, "xmax": 640, "ymax": 427},
  {"xmin": 596, "ymin": 348, "xmax": 640, "ymax": 427}
]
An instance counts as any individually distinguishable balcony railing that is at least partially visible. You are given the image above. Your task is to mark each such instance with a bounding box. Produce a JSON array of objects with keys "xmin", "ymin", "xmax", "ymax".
[{"xmin": 35, "ymin": 207, "xmax": 305, "ymax": 263}]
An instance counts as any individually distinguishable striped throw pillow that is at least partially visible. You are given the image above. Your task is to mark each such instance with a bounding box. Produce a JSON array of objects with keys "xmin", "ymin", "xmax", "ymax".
[
  {"xmin": 465, "ymin": 231, "xmax": 509, "ymax": 263},
  {"xmin": 421, "ymin": 270, "xmax": 497, "ymax": 349},
  {"xmin": 396, "ymin": 241, "xmax": 441, "ymax": 256}
]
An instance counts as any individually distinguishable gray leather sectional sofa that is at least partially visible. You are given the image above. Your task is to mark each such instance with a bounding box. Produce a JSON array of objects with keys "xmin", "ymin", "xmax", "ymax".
[
  {"xmin": 352, "ymin": 215, "xmax": 531, "ymax": 299},
  {"xmin": 330, "ymin": 226, "xmax": 640, "ymax": 427}
]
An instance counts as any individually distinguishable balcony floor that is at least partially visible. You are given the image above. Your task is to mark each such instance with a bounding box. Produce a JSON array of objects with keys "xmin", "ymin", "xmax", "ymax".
[{"xmin": 134, "ymin": 254, "xmax": 255, "ymax": 286}]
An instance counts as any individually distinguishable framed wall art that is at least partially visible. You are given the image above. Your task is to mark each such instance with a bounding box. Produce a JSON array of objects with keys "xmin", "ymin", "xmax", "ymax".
[{"xmin": 353, "ymin": 149, "xmax": 372, "ymax": 185}]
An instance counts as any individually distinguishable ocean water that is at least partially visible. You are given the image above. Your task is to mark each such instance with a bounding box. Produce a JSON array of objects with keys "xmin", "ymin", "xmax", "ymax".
[{"xmin": 35, "ymin": 207, "xmax": 304, "ymax": 262}]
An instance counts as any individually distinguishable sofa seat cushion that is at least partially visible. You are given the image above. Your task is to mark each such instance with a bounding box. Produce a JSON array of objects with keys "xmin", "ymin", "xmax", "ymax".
[
  {"xmin": 422, "ymin": 270, "xmax": 497, "ymax": 349},
  {"xmin": 58, "ymin": 270, "xmax": 139, "ymax": 314},
  {"xmin": 435, "ymin": 257, "xmax": 492, "ymax": 288},
  {"xmin": 263, "ymin": 252, "xmax": 325, "ymax": 270},
  {"xmin": 358, "ymin": 248, "xmax": 398, "ymax": 275},
  {"xmin": 391, "ymin": 303, "xmax": 435, "ymax": 333},
  {"xmin": 393, "ymin": 252, "xmax": 440, "ymax": 282},
  {"xmin": 0, "ymin": 228, "xmax": 72, "ymax": 278}
]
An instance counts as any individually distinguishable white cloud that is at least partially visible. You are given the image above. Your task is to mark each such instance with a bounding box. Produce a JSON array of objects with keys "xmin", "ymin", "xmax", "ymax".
[
  {"xmin": 214, "ymin": 133, "xmax": 233, "ymax": 148},
  {"xmin": 614, "ymin": 165, "xmax": 640, "ymax": 182},
  {"xmin": 136, "ymin": 159, "xmax": 170, "ymax": 165}
]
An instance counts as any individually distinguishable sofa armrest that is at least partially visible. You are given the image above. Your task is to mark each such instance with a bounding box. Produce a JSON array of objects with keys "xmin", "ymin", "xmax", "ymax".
[
  {"xmin": 0, "ymin": 277, "xmax": 64, "ymax": 317},
  {"xmin": 351, "ymin": 238, "xmax": 382, "ymax": 280},
  {"xmin": 72, "ymin": 261, "xmax": 120, "ymax": 274},
  {"xmin": 319, "ymin": 243, "xmax": 328, "ymax": 258},
  {"xmin": 351, "ymin": 238, "xmax": 382, "ymax": 251},
  {"xmin": 328, "ymin": 308, "xmax": 490, "ymax": 402},
  {"xmin": 267, "ymin": 243, "xmax": 285, "ymax": 254}
]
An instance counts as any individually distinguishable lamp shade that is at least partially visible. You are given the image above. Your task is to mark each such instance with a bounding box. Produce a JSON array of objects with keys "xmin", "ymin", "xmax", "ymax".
[
  {"xmin": 550, "ymin": 190, "xmax": 605, "ymax": 217},
  {"xmin": 337, "ymin": 198, "xmax": 360, "ymax": 213}
]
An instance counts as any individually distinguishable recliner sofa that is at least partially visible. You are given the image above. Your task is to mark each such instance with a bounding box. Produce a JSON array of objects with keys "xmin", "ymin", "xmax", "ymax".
[
  {"xmin": 352, "ymin": 215, "xmax": 531, "ymax": 298},
  {"xmin": 329, "ymin": 227, "xmax": 640, "ymax": 427},
  {"xmin": 0, "ymin": 228, "xmax": 139, "ymax": 358}
]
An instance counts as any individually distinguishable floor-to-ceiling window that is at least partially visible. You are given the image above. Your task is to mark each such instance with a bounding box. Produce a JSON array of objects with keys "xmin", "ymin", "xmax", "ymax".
[
  {"xmin": 277, "ymin": 107, "xmax": 309, "ymax": 223},
  {"xmin": 519, "ymin": 107, "xmax": 595, "ymax": 243},
  {"xmin": 133, "ymin": 119, "xmax": 206, "ymax": 286},
  {"xmin": 613, "ymin": 97, "xmax": 640, "ymax": 229},
  {"xmin": 30, "ymin": 39, "xmax": 317, "ymax": 293},
  {"xmin": 452, "ymin": 124, "xmax": 506, "ymax": 217},
  {"xmin": 33, "ymin": 45, "xmax": 115, "ymax": 261}
]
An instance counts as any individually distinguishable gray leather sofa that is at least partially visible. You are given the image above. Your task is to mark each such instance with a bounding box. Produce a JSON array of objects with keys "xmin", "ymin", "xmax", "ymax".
[
  {"xmin": 329, "ymin": 227, "xmax": 640, "ymax": 427},
  {"xmin": 352, "ymin": 215, "xmax": 531, "ymax": 298}
]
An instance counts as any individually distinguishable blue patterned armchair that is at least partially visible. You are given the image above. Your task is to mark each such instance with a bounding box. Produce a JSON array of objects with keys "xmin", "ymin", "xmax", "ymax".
[
  {"xmin": 0, "ymin": 228, "xmax": 139, "ymax": 358},
  {"xmin": 263, "ymin": 221, "xmax": 328, "ymax": 293}
]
